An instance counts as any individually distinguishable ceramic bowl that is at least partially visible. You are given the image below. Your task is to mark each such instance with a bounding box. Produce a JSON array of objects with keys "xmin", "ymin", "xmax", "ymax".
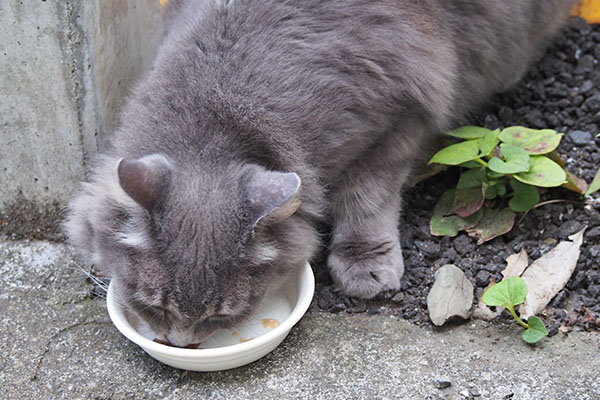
[{"xmin": 106, "ymin": 262, "xmax": 314, "ymax": 371}]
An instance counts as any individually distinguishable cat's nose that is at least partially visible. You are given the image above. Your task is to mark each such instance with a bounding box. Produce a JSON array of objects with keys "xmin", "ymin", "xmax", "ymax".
[{"xmin": 165, "ymin": 329, "xmax": 193, "ymax": 348}]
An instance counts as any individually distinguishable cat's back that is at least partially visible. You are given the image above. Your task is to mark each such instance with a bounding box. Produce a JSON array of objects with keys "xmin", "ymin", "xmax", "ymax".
[
  {"xmin": 158, "ymin": 0, "xmax": 573, "ymax": 124},
  {"xmin": 120, "ymin": 0, "xmax": 573, "ymax": 169}
]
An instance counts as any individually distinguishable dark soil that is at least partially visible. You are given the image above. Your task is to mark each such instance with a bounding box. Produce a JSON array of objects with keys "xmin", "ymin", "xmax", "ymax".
[
  {"xmin": 0, "ymin": 194, "xmax": 65, "ymax": 242},
  {"xmin": 314, "ymin": 17, "xmax": 600, "ymax": 334}
]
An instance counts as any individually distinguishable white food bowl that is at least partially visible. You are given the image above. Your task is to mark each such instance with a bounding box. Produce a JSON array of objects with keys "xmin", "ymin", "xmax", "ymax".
[{"xmin": 106, "ymin": 262, "xmax": 314, "ymax": 371}]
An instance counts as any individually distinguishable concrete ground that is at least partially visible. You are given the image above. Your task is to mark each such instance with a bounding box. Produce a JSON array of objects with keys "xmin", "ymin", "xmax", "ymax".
[{"xmin": 1, "ymin": 238, "xmax": 598, "ymax": 400}]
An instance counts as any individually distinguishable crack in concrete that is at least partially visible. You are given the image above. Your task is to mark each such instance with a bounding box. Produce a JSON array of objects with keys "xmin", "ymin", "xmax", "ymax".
[{"xmin": 30, "ymin": 319, "xmax": 109, "ymax": 382}]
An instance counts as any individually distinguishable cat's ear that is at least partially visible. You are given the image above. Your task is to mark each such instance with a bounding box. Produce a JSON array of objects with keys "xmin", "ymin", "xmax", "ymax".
[
  {"xmin": 117, "ymin": 154, "xmax": 172, "ymax": 210},
  {"xmin": 246, "ymin": 168, "xmax": 302, "ymax": 225}
]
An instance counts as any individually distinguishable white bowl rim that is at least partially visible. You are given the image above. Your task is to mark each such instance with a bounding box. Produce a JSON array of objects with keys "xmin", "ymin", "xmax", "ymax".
[{"xmin": 106, "ymin": 262, "xmax": 314, "ymax": 359}]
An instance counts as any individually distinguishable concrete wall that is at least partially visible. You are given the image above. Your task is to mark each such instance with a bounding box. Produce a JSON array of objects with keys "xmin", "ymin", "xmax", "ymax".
[{"xmin": 0, "ymin": 0, "xmax": 160, "ymax": 239}]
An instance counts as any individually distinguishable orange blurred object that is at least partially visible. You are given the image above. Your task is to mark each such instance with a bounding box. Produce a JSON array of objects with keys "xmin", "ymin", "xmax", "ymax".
[
  {"xmin": 159, "ymin": 0, "xmax": 168, "ymax": 7},
  {"xmin": 572, "ymin": 0, "xmax": 600, "ymax": 23}
]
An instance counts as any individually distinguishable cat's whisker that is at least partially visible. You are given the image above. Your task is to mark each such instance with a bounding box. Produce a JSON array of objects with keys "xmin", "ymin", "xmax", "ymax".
[{"xmin": 68, "ymin": 264, "xmax": 110, "ymax": 292}]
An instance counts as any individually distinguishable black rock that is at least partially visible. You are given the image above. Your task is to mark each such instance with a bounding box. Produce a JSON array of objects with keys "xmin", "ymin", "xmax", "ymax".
[
  {"xmin": 568, "ymin": 270, "xmax": 588, "ymax": 290},
  {"xmin": 525, "ymin": 108, "xmax": 546, "ymax": 128},
  {"xmin": 575, "ymin": 54, "xmax": 595, "ymax": 75},
  {"xmin": 588, "ymin": 270, "xmax": 600, "ymax": 285},
  {"xmin": 453, "ymin": 235, "xmax": 476, "ymax": 256},
  {"xmin": 569, "ymin": 17, "xmax": 592, "ymax": 34},
  {"xmin": 569, "ymin": 130, "xmax": 593, "ymax": 146},
  {"xmin": 581, "ymin": 295, "xmax": 598, "ymax": 307},
  {"xmin": 584, "ymin": 94, "xmax": 600, "ymax": 112},
  {"xmin": 415, "ymin": 240, "xmax": 441, "ymax": 257},
  {"xmin": 433, "ymin": 378, "xmax": 452, "ymax": 390},
  {"xmin": 546, "ymin": 320, "xmax": 560, "ymax": 337},
  {"xmin": 587, "ymin": 284, "xmax": 600, "ymax": 298},
  {"xmin": 558, "ymin": 220, "xmax": 584, "ymax": 239},
  {"xmin": 475, "ymin": 270, "xmax": 491, "ymax": 288},
  {"xmin": 550, "ymin": 289, "xmax": 569, "ymax": 307},
  {"xmin": 317, "ymin": 287, "xmax": 337, "ymax": 311},
  {"xmin": 579, "ymin": 80, "xmax": 594, "ymax": 94},
  {"xmin": 444, "ymin": 247, "xmax": 458, "ymax": 261},
  {"xmin": 391, "ymin": 292, "xmax": 405, "ymax": 303},
  {"xmin": 588, "ymin": 245, "xmax": 600, "ymax": 258},
  {"xmin": 553, "ymin": 309, "xmax": 567, "ymax": 320}
]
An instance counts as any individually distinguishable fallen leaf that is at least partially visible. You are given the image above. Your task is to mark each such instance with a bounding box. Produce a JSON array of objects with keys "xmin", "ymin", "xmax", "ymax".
[
  {"xmin": 517, "ymin": 227, "xmax": 586, "ymax": 319},
  {"xmin": 572, "ymin": 0, "xmax": 600, "ymax": 23},
  {"xmin": 501, "ymin": 248, "xmax": 529, "ymax": 279}
]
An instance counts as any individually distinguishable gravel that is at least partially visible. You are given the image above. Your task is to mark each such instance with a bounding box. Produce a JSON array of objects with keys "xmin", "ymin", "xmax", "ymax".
[{"xmin": 314, "ymin": 17, "xmax": 600, "ymax": 332}]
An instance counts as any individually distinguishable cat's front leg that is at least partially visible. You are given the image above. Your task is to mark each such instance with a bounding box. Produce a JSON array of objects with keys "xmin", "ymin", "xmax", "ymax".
[
  {"xmin": 328, "ymin": 203, "xmax": 405, "ymax": 299},
  {"xmin": 327, "ymin": 132, "xmax": 418, "ymax": 299}
]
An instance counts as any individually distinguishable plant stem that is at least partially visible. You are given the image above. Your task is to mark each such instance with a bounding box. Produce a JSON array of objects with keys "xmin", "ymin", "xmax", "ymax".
[
  {"xmin": 507, "ymin": 305, "xmax": 529, "ymax": 328},
  {"xmin": 474, "ymin": 158, "xmax": 489, "ymax": 167}
]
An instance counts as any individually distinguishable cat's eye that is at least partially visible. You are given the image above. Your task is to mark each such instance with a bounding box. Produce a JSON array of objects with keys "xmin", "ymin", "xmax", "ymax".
[
  {"xmin": 139, "ymin": 305, "xmax": 170, "ymax": 325},
  {"xmin": 209, "ymin": 314, "xmax": 232, "ymax": 322}
]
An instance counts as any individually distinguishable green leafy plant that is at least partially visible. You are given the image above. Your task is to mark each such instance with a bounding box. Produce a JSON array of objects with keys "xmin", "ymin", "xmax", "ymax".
[
  {"xmin": 481, "ymin": 276, "xmax": 547, "ymax": 344},
  {"xmin": 428, "ymin": 125, "xmax": 599, "ymax": 243}
]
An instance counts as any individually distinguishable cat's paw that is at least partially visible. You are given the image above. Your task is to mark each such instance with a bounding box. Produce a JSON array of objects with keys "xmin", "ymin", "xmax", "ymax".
[{"xmin": 327, "ymin": 239, "xmax": 405, "ymax": 299}]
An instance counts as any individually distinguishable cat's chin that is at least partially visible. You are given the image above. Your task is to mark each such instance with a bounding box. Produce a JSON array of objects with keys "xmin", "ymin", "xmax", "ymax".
[{"xmin": 126, "ymin": 311, "xmax": 218, "ymax": 348}]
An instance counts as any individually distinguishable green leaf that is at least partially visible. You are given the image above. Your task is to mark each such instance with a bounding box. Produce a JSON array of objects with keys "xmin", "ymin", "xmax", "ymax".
[
  {"xmin": 585, "ymin": 167, "xmax": 600, "ymax": 196},
  {"xmin": 487, "ymin": 170, "xmax": 505, "ymax": 179},
  {"xmin": 451, "ymin": 168, "xmax": 487, "ymax": 218},
  {"xmin": 488, "ymin": 144, "xmax": 530, "ymax": 174},
  {"xmin": 459, "ymin": 160, "xmax": 484, "ymax": 169},
  {"xmin": 429, "ymin": 140, "xmax": 481, "ymax": 166},
  {"xmin": 466, "ymin": 207, "xmax": 516, "ymax": 244},
  {"xmin": 444, "ymin": 126, "xmax": 492, "ymax": 139},
  {"xmin": 410, "ymin": 163, "xmax": 447, "ymax": 186},
  {"xmin": 479, "ymin": 129, "xmax": 500, "ymax": 157},
  {"xmin": 452, "ymin": 184, "xmax": 488, "ymax": 218},
  {"xmin": 456, "ymin": 168, "xmax": 486, "ymax": 189},
  {"xmin": 514, "ymin": 156, "xmax": 567, "ymax": 187},
  {"xmin": 497, "ymin": 184, "xmax": 507, "ymax": 196},
  {"xmin": 521, "ymin": 316, "xmax": 548, "ymax": 344},
  {"xmin": 481, "ymin": 276, "xmax": 527, "ymax": 307},
  {"xmin": 485, "ymin": 183, "xmax": 507, "ymax": 200},
  {"xmin": 509, "ymin": 179, "xmax": 540, "ymax": 212},
  {"xmin": 499, "ymin": 126, "xmax": 563, "ymax": 155},
  {"xmin": 430, "ymin": 189, "xmax": 483, "ymax": 236},
  {"xmin": 485, "ymin": 184, "xmax": 499, "ymax": 200}
]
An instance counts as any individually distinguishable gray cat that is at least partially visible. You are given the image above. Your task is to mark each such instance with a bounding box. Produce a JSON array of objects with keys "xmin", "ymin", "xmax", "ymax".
[{"xmin": 64, "ymin": 0, "xmax": 575, "ymax": 347}]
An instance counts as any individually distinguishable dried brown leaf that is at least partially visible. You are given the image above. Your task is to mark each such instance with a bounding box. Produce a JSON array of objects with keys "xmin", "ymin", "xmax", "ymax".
[
  {"xmin": 501, "ymin": 248, "xmax": 529, "ymax": 279},
  {"xmin": 517, "ymin": 227, "xmax": 586, "ymax": 319}
]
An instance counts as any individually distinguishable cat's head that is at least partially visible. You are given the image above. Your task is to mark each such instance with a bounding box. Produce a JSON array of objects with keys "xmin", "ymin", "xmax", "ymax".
[{"xmin": 65, "ymin": 154, "xmax": 317, "ymax": 347}]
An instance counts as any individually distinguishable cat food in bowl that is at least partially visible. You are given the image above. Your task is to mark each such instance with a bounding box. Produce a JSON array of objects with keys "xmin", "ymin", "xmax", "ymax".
[{"xmin": 106, "ymin": 262, "xmax": 314, "ymax": 371}]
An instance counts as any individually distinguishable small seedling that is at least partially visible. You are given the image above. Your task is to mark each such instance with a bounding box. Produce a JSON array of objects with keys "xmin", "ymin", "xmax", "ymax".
[
  {"xmin": 427, "ymin": 125, "xmax": 599, "ymax": 243},
  {"xmin": 481, "ymin": 276, "xmax": 548, "ymax": 343}
]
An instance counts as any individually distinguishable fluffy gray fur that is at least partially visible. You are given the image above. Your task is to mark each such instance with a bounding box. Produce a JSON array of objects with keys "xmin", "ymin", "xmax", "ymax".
[{"xmin": 64, "ymin": 0, "xmax": 575, "ymax": 346}]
